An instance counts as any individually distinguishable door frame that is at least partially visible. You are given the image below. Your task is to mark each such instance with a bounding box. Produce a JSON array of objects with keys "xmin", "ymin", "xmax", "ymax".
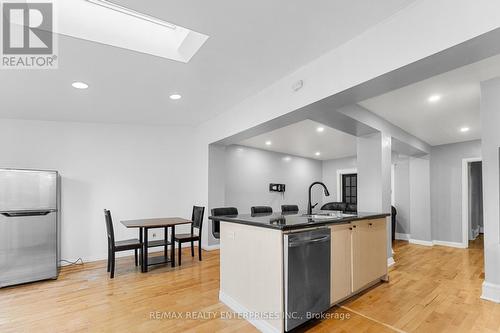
[
  {"xmin": 336, "ymin": 168, "xmax": 357, "ymax": 202},
  {"xmin": 461, "ymin": 157, "xmax": 482, "ymax": 248}
]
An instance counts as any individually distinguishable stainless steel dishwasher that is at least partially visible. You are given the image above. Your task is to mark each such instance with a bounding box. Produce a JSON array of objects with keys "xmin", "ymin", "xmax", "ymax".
[{"xmin": 284, "ymin": 228, "xmax": 331, "ymax": 331}]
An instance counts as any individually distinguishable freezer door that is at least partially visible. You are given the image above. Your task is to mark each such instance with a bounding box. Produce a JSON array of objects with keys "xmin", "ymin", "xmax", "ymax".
[
  {"xmin": 0, "ymin": 211, "xmax": 58, "ymax": 287},
  {"xmin": 0, "ymin": 169, "xmax": 57, "ymax": 211}
]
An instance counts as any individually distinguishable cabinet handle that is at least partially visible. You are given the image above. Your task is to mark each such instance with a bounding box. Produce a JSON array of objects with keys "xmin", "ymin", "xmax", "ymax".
[
  {"xmin": 349, "ymin": 227, "xmax": 352, "ymax": 230},
  {"xmin": 368, "ymin": 223, "xmax": 373, "ymax": 226},
  {"xmin": 352, "ymin": 225, "xmax": 357, "ymax": 228}
]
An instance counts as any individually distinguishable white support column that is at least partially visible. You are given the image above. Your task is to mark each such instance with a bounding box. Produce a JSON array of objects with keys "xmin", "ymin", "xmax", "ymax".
[
  {"xmin": 357, "ymin": 132, "xmax": 393, "ymax": 263},
  {"xmin": 480, "ymin": 78, "xmax": 500, "ymax": 302}
]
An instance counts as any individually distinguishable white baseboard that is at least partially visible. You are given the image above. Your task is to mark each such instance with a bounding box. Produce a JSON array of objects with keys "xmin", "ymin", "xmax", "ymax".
[
  {"xmin": 395, "ymin": 233, "xmax": 410, "ymax": 241},
  {"xmin": 387, "ymin": 257, "xmax": 395, "ymax": 267},
  {"xmin": 202, "ymin": 243, "xmax": 220, "ymax": 251},
  {"xmin": 481, "ymin": 282, "xmax": 500, "ymax": 303},
  {"xmin": 219, "ymin": 291, "xmax": 281, "ymax": 333},
  {"xmin": 409, "ymin": 239, "xmax": 433, "ymax": 246},
  {"xmin": 433, "ymin": 240, "xmax": 467, "ymax": 249},
  {"xmin": 408, "ymin": 239, "xmax": 467, "ymax": 249}
]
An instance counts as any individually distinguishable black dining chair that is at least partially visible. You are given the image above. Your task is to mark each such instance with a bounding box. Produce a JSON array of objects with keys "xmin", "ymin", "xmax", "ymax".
[
  {"xmin": 281, "ymin": 205, "xmax": 299, "ymax": 213},
  {"xmin": 174, "ymin": 206, "xmax": 205, "ymax": 266},
  {"xmin": 104, "ymin": 209, "xmax": 142, "ymax": 278},
  {"xmin": 251, "ymin": 206, "xmax": 273, "ymax": 214},
  {"xmin": 346, "ymin": 203, "xmax": 357, "ymax": 213},
  {"xmin": 321, "ymin": 202, "xmax": 347, "ymax": 211},
  {"xmin": 211, "ymin": 207, "xmax": 239, "ymax": 239}
]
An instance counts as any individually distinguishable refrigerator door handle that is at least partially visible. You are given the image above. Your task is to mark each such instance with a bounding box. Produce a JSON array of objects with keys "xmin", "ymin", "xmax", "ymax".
[{"xmin": 1, "ymin": 211, "xmax": 53, "ymax": 217}]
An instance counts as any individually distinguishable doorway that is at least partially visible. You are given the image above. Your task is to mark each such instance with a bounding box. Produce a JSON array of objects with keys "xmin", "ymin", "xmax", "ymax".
[
  {"xmin": 468, "ymin": 161, "xmax": 483, "ymax": 243},
  {"xmin": 462, "ymin": 157, "xmax": 483, "ymax": 248}
]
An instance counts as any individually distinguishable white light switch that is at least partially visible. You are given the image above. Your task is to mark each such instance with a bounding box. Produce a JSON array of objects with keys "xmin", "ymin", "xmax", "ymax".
[{"xmin": 227, "ymin": 231, "xmax": 235, "ymax": 240}]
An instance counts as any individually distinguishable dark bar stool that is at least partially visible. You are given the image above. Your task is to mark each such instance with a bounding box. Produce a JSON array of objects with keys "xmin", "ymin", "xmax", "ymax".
[
  {"xmin": 104, "ymin": 209, "xmax": 142, "ymax": 278},
  {"xmin": 211, "ymin": 207, "xmax": 239, "ymax": 239},
  {"xmin": 174, "ymin": 206, "xmax": 205, "ymax": 266},
  {"xmin": 281, "ymin": 205, "xmax": 299, "ymax": 213},
  {"xmin": 250, "ymin": 206, "xmax": 273, "ymax": 214}
]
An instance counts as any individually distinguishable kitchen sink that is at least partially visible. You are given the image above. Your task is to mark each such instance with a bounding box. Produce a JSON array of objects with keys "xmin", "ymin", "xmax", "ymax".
[{"xmin": 302, "ymin": 213, "xmax": 356, "ymax": 219}]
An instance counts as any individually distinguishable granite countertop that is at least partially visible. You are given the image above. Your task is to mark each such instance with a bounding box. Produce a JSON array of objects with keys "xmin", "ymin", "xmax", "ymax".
[{"xmin": 208, "ymin": 210, "xmax": 390, "ymax": 231}]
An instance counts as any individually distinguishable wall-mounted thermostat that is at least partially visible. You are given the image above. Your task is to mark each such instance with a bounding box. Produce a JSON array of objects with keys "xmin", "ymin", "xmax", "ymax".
[{"xmin": 269, "ymin": 183, "xmax": 286, "ymax": 192}]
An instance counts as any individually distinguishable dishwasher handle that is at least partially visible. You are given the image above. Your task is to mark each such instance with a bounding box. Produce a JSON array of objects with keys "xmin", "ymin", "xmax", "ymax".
[{"xmin": 289, "ymin": 235, "xmax": 330, "ymax": 248}]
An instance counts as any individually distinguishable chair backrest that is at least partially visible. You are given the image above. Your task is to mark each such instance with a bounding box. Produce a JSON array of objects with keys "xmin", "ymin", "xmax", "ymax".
[
  {"xmin": 346, "ymin": 203, "xmax": 357, "ymax": 212},
  {"xmin": 104, "ymin": 209, "xmax": 115, "ymax": 245},
  {"xmin": 191, "ymin": 206, "xmax": 205, "ymax": 234},
  {"xmin": 211, "ymin": 207, "xmax": 238, "ymax": 239},
  {"xmin": 251, "ymin": 206, "xmax": 273, "ymax": 215},
  {"xmin": 321, "ymin": 202, "xmax": 347, "ymax": 211},
  {"xmin": 281, "ymin": 205, "xmax": 299, "ymax": 213}
]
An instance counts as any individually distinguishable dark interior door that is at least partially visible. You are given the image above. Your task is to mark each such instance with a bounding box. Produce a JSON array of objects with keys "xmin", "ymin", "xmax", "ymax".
[{"xmin": 342, "ymin": 174, "xmax": 357, "ymax": 204}]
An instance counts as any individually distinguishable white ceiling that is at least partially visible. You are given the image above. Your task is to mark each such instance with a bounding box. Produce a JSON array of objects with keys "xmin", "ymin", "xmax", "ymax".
[
  {"xmin": 0, "ymin": 0, "xmax": 416, "ymax": 126},
  {"xmin": 238, "ymin": 119, "xmax": 357, "ymax": 160},
  {"xmin": 359, "ymin": 53, "xmax": 500, "ymax": 146}
]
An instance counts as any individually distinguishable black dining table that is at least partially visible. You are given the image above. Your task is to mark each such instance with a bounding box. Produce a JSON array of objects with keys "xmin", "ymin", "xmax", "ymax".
[{"xmin": 121, "ymin": 217, "xmax": 192, "ymax": 272}]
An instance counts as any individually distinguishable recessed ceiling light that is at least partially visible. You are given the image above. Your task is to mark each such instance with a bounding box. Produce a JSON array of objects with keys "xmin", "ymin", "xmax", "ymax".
[
  {"xmin": 283, "ymin": 156, "xmax": 291, "ymax": 162},
  {"xmin": 169, "ymin": 94, "xmax": 182, "ymax": 100},
  {"xmin": 428, "ymin": 94, "xmax": 441, "ymax": 103},
  {"xmin": 315, "ymin": 152, "xmax": 321, "ymax": 156},
  {"xmin": 460, "ymin": 127, "xmax": 470, "ymax": 133},
  {"xmin": 316, "ymin": 127, "xmax": 325, "ymax": 133},
  {"xmin": 72, "ymin": 81, "xmax": 89, "ymax": 89},
  {"xmin": 265, "ymin": 141, "xmax": 272, "ymax": 146}
]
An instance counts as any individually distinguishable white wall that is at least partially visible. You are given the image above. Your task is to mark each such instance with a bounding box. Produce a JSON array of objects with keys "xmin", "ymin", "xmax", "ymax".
[
  {"xmin": 207, "ymin": 144, "xmax": 226, "ymax": 247},
  {"xmin": 0, "ymin": 119, "xmax": 195, "ymax": 262},
  {"xmin": 430, "ymin": 140, "xmax": 482, "ymax": 243},
  {"xmin": 224, "ymin": 145, "xmax": 324, "ymax": 213},
  {"xmin": 409, "ymin": 156, "xmax": 432, "ymax": 242},
  {"xmin": 393, "ymin": 155, "xmax": 411, "ymax": 235},
  {"xmin": 321, "ymin": 156, "xmax": 357, "ymax": 202}
]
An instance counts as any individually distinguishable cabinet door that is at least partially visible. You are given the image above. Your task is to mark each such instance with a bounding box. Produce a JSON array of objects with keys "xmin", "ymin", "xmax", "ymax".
[
  {"xmin": 351, "ymin": 219, "xmax": 387, "ymax": 292},
  {"xmin": 369, "ymin": 219, "xmax": 388, "ymax": 279},
  {"xmin": 330, "ymin": 224, "xmax": 352, "ymax": 304}
]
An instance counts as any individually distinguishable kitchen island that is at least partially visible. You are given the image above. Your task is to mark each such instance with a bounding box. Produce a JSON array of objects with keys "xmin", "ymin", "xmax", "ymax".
[{"xmin": 209, "ymin": 211, "xmax": 390, "ymax": 333}]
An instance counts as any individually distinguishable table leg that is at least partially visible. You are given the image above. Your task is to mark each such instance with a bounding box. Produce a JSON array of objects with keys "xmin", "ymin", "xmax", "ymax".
[
  {"xmin": 143, "ymin": 227, "xmax": 149, "ymax": 272},
  {"xmin": 171, "ymin": 225, "xmax": 175, "ymax": 267},
  {"xmin": 164, "ymin": 227, "xmax": 168, "ymax": 260},
  {"xmin": 139, "ymin": 227, "xmax": 144, "ymax": 271}
]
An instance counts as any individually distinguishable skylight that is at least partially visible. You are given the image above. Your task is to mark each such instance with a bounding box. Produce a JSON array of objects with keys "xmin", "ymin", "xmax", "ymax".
[{"xmin": 53, "ymin": 0, "xmax": 209, "ymax": 63}]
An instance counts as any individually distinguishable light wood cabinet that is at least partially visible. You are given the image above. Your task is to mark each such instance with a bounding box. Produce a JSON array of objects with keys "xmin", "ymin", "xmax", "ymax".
[
  {"xmin": 330, "ymin": 218, "xmax": 387, "ymax": 304},
  {"xmin": 330, "ymin": 223, "xmax": 352, "ymax": 305},
  {"xmin": 351, "ymin": 218, "xmax": 387, "ymax": 292}
]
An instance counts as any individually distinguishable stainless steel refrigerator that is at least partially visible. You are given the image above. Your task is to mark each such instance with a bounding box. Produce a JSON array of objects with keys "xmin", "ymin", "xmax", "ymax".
[{"xmin": 0, "ymin": 169, "xmax": 59, "ymax": 287}]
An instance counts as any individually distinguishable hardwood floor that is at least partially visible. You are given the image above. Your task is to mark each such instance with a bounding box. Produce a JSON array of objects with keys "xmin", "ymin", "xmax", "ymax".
[{"xmin": 0, "ymin": 236, "xmax": 496, "ymax": 333}]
